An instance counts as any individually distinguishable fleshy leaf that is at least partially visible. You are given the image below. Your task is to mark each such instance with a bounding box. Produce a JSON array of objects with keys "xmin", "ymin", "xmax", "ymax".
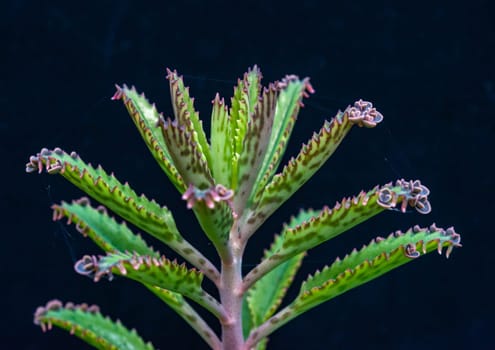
[
  {"xmin": 230, "ymin": 66, "xmax": 262, "ymax": 190},
  {"xmin": 34, "ymin": 300, "xmax": 154, "ymax": 350},
  {"xmin": 167, "ymin": 69, "xmax": 212, "ymax": 169},
  {"xmin": 111, "ymin": 85, "xmax": 186, "ymax": 193},
  {"xmin": 158, "ymin": 117, "xmax": 214, "ymax": 190},
  {"xmin": 74, "ymin": 252, "xmax": 223, "ymax": 319},
  {"xmin": 295, "ymin": 224, "xmax": 461, "ymax": 313},
  {"xmin": 249, "ymin": 76, "xmax": 313, "ymax": 207},
  {"xmin": 244, "ymin": 179, "xmax": 431, "ymax": 289},
  {"xmin": 245, "ymin": 225, "xmax": 461, "ymax": 347},
  {"xmin": 234, "ymin": 83, "xmax": 278, "ymax": 214},
  {"xmin": 26, "ymin": 148, "xmax": 219, "ymax": 282},
  {"xmin": 247, "ymin": 100, "xmax": 384, "ymax": 234},
  {"xmin": 76, "ymin": 252, "xmax": 203, "ymax": 297},
  {"xmin": 210, "ymin": 93, "xmax": 232, "ymax": 186},
  {"xmin": 52, "ymin": 197, "xmax": 159, "ymax": 257}
]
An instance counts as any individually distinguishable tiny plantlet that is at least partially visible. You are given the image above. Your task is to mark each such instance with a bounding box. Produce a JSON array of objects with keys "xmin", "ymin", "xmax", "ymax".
[{"xmin": 27, "ymin": 66, "xmax": 461, "ymax": 350}]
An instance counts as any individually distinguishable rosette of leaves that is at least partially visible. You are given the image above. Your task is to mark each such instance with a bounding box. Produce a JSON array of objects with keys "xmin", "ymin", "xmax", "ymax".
[{"xmin": 27, "ymin": 66, "xmax": 461, "ymax": 350}]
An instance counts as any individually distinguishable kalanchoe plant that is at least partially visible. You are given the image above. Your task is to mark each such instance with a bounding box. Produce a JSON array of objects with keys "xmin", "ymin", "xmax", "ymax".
[{"xmin": 27, "ymin": 66, "xmax": 461, "ymax": 350}]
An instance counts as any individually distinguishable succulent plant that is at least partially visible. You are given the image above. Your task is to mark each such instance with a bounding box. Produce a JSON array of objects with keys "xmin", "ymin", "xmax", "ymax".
[{"xmin": 26, "ymin": 66, "xmax": 461, "ymax": 350}]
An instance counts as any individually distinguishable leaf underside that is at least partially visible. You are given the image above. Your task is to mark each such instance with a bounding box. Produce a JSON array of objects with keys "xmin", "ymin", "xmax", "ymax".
[
  {"xmin": 52, "ymin": 198, "xmax": 159, "ymax": 257},
  {"xmin": 34, "ymin": 300, "xmax": 154, "ymax": 350}
]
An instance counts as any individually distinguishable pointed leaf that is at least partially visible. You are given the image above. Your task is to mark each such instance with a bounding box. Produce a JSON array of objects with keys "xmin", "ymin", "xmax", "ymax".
[
  {"xmin": 78, "ymin": 252, "xmax": 203, "ymax": 297},
  {"xmin": 112, "ymin": 85, "xmax": 186, "ymax": 192},
  {"xmin": 230, "ymin": 66, "xmax": 263, "ymax": 190},
  {"xmin": 167, "ymin": 69, "xmax": 212, "ymax": 168},
  {"xmin": 52, "ymin": 197, "xmax": 159, "ymax": 257},
  {"xmin": 250, "ymin": 76, "xmax": 312, "ymax": 205},
  {"xmin": 210, "ymin": 93, "xmax": 232, "ymax": 186},
  {"xmin": 26, "ymin": 148, "xmax": 182, "ymax": 243},
  {"xmin": 247, "ymin": 100, "xmax": 384, "ymax": 233},
  {"xmin": 75, "ymin": 252, "xmax": 223, "ymax": 319},
  {"xmin": 245, "ymin": 225, "xmax": 461, "ymax": 347},
  {"xmin": 244, "ymin": 179, "xmax": 432, "ymax": 289},
  {"xmin": 234, "ymin": 84, "xmax": 278, "ymax": 214},
  {"xmin": 34, "ymin": 300, "xmax": 154, "ymax": 350},
  {"xmin": 25, "ymin": 148, "xmax": 220, "ymax": 282},
  {"xmin": 158, "ymin": 117, "xmax": 214, "ymax": 190},
  {"xmin": 294, "ymin": 224, "xmax": 461, "ymax": 312}
]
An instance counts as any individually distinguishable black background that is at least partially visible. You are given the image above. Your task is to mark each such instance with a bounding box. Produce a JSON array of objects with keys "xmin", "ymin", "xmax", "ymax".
[{"xmin": 2, "ymin": 0, "xmax": 494, "ymax": 349}]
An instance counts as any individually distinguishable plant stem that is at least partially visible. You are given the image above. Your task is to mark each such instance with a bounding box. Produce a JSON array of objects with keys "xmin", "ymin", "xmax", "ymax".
[{"xmin": 219, "ymin": 223, "xmax": 246, "ymax": 350}]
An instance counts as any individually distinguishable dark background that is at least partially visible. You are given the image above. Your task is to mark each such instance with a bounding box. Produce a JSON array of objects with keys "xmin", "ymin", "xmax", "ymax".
[{"xmin": 2, "ymin": 0, "xmax": 494, "ymax": 349}]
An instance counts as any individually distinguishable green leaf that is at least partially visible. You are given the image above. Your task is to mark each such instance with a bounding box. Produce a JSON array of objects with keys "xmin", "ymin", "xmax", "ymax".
[
  {"xmin": 244, "ymin": 179, "xmax": 431, "ymax": 288},
  {"xmin": 79, "ymin": 251, "xmax": 203, "ymax": 297},
  {"xmin": 26, "ymin": 148, "xmax": 183, "ymax": 245},
  {"xmin": 294, "ymin": 224, "xmax": 461, "ymax": 313},
  {"xmin": 112, "ymin": 85, "xmax": 186, "ymax": 193},
  {"xmin": 167, "ymin": 69, "xmax": 212, "ymax": 169},
  {"xmin": 34, "ymin": 300, "xmax": 154, "ymax": 350},
  {"xmin": 234, "ymin": 84, "xmax": 278, "ymax": 214},
  {"xmin": 52, "ymin": 198, "xmax": 159, "ymax": 257},
  {"xmin": 158, "ymin": 117, "xmax": 214, "ymax": 190},
  {"xmin": 245, "ymin": 225, "xmax": 461, "ymax": 346},
  {"xmin": 247, "ymin": 100, "xmax": 384, "ymax": 233},
  {"xmin": 249, "ymin": 76, "xmax": 311, "ymax": 207},
  {"xmin": 76, "ymin": 252, "xmax": 224, "ymax": 319},
  {"xmin": 230, "ymin": 66, "xmax": 262, "ymax": 190},
  {"xmin": 210, "ymin": 93, "xmax": 232, "ymax": 186}
]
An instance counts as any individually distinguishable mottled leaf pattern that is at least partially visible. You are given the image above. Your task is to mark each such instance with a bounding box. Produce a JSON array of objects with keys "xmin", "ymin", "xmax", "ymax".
[
  {"xmin": 230, "ymin": 66, "xmax": 262, "ymax": 190},
  {"xmin": 34, "ymin": 300, "xmax": 154, "ymax": 350},
  {"xmin": 210, "ymin": 94, "xmax": 232, "ymax": 186},
  {"xmin": 244, "ymin": 180, "xmax": 430, "ymax": 288},
  {"xmin": 294, "ymin": 225, "xmax": 461, "ymax": 313},
  {"xmin": 167, "ymin": 69, "xmax": 212, "ymax": 168},
  {"xmin": 26, "ymin": 148, "xmax": 219, "ymax": 282},
  {"xmin": 245, "ymin": 225, "xmax": 461, "ymax": 347},
  {"xmin": 158, "ymin": 117, "xmax": 214, "ymax": 190},
  {"xmin": 82, "ymin": 251, "xmax": 203, "ymax": 295},
  {"xmin": 112, "ymin": 85, "xmax": 186, "ymax": 193},
  {"xmin": 234, "ymin": 84, "xmax": 278, "ymax": 214},
  {"xmin": 250, "ymin": 77, "xmax": 310, "ymax": 207}
]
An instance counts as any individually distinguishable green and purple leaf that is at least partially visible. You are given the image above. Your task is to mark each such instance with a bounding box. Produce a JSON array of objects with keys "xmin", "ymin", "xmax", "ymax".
[
  {"xmin": 210, "ymin": 93, "xmax": 232, "ymax": 186},
  {"xmin": 247, "ymin": 100, "xmax": 384, "ymax": 234},
  {"xmin": 26, "ymin": 148, "xmax": 182, "ymax": 244},
  {"xmin": 167, "ymin": 69, "xmax": 212, "ymax": 168},
  {"xmin": 234, "ymin": 84, "xmax": 278, "ymax": 214},
  {"xmin": 230, "ymin": 66, "xmax": 262, "ymax": 190},
  {"xmin": 75, "ymin": 252, "xmax": 203, "ymax": 295},
  {"xmin": 26, "ymin": 148, "xmax": 220, "ymax": 282},
  {"xmin": 244, "ymin": 179, "xmax": 431, "ymax": 289},
  {"xmin": 245, "ymin": 225, "xmax": 461, "ymax": 347},
  {"xmin": 111, "ymin": 85, "xmax": 186, "ymax": 193},
  {"xmin": 158, "ymin": 117, "xmax": 214, "ymax": 190},
  {"xmin": 249, "ymin": 76, "xmax": 313, "ymax": 208},
  {"xmin": 34, "ymin": 300, "xmax": 154, "ymax": 350}
]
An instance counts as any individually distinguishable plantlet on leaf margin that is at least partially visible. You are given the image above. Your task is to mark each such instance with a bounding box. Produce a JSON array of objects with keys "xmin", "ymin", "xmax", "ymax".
[{"xmin": 27, "ymin": 66, "xmax": 461, "ymax": 350}]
